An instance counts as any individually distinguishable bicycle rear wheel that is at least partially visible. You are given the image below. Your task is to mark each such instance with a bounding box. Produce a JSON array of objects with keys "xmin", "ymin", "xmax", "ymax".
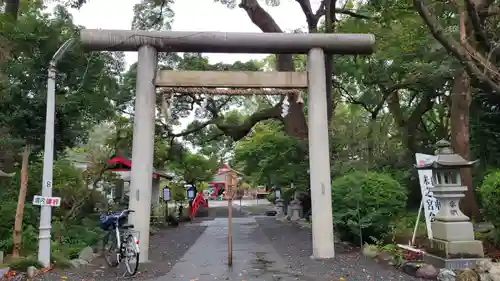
[
  {"xmin": 102, "ymin": 231, "xmax": 119, "ymax": 267},
  {"xmin": 123, "ymin": 234, "xmax": 140, "ymax": 276}
]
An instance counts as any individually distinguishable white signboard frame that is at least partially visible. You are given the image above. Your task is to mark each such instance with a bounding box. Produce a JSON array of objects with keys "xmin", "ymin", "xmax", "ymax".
[
  {"xmin": 415, "ymin": 153, "xmax": 441, "ymax": 239},
  {"xmin": 32, "ymin": 195, "xmax": 62, "ymax": 207}
]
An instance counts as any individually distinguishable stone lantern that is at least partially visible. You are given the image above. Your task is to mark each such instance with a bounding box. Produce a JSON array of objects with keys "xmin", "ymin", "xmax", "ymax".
[
  {"xmin": 418, "ymin": 140, "xmax": 484, "ymax": 269},
  {"xmin": 289, "ymin": 183, "xmax": 302, "ymax": 222},
  {"xmin": 274, "ymin": 186, "xmax": 285, "ymax": 218}
]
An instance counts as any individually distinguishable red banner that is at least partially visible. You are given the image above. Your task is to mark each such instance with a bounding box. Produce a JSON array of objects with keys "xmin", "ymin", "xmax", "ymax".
[{"xmin": 189, "ymin": 192, "xmax": 208, "ymax": 218}]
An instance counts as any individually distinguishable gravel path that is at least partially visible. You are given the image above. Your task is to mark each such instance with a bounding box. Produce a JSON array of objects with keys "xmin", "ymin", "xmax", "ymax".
[
  {"xmin": 31, "ymin": 224, "xmax": 207, "ymax": 281},
  {"xmin": 256, "ymin": 217, "xmax": 423, "ymax": 281}
]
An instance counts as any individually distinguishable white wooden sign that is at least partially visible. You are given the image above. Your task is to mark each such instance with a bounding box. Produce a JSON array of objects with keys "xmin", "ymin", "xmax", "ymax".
[
  {"xmin": 32, "ymin": 195, "xmax": 61, "ymax": 207},
  {"xmin": 415, "ymin": 153, "xmax": 440, "ymax": 239}
]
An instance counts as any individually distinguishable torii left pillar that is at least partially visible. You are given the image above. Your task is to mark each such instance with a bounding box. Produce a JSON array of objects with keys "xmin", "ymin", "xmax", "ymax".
[{"xmin": 128, "ymin": 45, "xmax": 157, "ymax": 262}]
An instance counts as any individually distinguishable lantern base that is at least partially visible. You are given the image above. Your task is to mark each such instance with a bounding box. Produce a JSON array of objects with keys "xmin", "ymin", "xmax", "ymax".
[
  {"xmin": 423, "ymin": 252, "xmax": 488, "ymax": 270},
  {"xmin": 427, "ymin": 238, "xmax": 484, "ymax": 259},
  {"xmin": 431, "ymin": 220, "xmax": 475, "ymax": 241}
]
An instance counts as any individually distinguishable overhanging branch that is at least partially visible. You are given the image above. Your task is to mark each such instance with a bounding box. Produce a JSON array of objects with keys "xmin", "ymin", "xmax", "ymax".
[
  {"xmin": 414, "ymin": 0, "xmax": 500, "ymax": 93},
  {"xmin": 217, "ymin": 104, "xmax": 283, "ymax": 141},
  {"xmin": 464, "ymin": 0, "xmax": 491, "ymax": 50},
  {"xmin": 295, "ymin": 0, "xmax": 318, "ymax": 27}
]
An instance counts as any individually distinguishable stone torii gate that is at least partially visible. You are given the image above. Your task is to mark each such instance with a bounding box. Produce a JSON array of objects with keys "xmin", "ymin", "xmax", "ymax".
[{"xmin": 80, "ymin": 29, "xmax": 375, "ymax": 262}]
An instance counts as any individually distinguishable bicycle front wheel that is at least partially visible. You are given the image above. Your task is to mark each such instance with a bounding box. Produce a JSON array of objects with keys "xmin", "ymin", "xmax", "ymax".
[
  {"xmin": 123, "ymin": 234, "xmax": 140, "ymax": 276},
  {"xmin": 102, "ymin": 231, "xmax": 119, "ymax": 267}
]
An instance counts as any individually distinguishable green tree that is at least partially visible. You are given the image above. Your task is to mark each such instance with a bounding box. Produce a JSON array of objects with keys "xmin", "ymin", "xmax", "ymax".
[
  {"xmin": 0, "ymin": 4, "xmax": 125, "ymax": 164},
  {"xmin": 233, "ymin": 121, "xmax": 308, "ymax": 191},
  {"xmin": 172, "ymin": 152, "xmax": 217, "ymax": 187}
]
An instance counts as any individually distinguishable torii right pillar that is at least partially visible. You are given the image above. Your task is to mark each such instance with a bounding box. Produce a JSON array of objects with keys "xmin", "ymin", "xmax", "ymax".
[{"xmin": 307, "ymin": 48, "xmax": 335, "ymax": 259}]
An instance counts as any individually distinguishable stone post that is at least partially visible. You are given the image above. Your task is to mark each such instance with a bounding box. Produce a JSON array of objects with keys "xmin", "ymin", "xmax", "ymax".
[
  {"xmin": 128, "ymin": 45, "xmax": 157, "ymax": 263},
  {"xmin": 290, "ymin": 190, "xmax": 302, "ymax": 221},
  {"xmin": 275, "ymin": 198, "xmax": 285, "ymax": 218},
  {"xmin": 290, "ymin": 199, "xmax": 302, "ymax": 221},
  {"xmin": 307, "ymin": 48, "xmax": 335, "ymax": 259}
]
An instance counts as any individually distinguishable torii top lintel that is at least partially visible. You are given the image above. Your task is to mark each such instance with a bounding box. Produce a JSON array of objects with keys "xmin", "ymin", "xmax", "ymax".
[{"xmin": 80, "ymin": 29, "xmax": 375, "ymax": 55}]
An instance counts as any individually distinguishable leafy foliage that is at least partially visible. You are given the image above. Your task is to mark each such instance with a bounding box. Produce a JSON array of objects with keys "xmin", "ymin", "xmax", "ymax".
[
  {"xmin": 477, "ymin": 170, "xmax": 500, "ymax": 229},
  {"xmin": 0, "ymin": 158, "xmax": 106, "ymax": 254},
  {"xmin": 331, "ymin": 171, "xmax": 408, "ymax": 243},
  {"xmin": 233, "ymin": 121, "xmax": 308, "ymax": 191},
  {"xmin": 0, "ymin": 5, "xmax": 124, "ymax": 153},
  {"xmin": 171, "ymin": 151, "xmax": 217, "ymax": 186}
]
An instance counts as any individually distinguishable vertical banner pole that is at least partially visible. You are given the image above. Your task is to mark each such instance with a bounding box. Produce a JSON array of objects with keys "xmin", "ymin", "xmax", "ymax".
[
  {"xmin": 227, "ymin": 172, "xmax": 233, "ymax": 266},
  {"xmin": 411, "ymin": 200, "xmax": 423, "ymax": 246}
]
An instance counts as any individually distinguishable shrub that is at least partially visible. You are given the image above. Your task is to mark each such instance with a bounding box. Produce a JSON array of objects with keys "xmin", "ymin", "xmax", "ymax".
[
  {"xmin": 8, "ymin": 256, "xmax": 43, "ymax": 271},
  {"xmin": 331, "ymin": 171, "xmax": 407, "ymax": 243},
  {"xmin": 266, "ymin": 193, "xmax": 276, "ymax": 204},
  {"xmin": 477, "ymin": 170, "xmax": 500, "ymax": 228}
]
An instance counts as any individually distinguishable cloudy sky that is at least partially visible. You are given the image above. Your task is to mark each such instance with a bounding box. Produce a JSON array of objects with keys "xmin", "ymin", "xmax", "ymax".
[{"xmin": 66, "ymin": 0, "xmax": 321, "ymax": 66}]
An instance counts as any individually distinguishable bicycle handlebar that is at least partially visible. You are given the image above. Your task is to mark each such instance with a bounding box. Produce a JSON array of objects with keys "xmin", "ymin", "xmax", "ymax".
[{"xmin": 110, "ymin": 209, "xmax": 135, "ymax": 218}]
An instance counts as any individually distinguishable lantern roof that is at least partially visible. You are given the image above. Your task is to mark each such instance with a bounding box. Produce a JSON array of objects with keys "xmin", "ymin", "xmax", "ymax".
[{"xmin": 415, "ymin": 140, "xmax": 478, "ymax": 169}]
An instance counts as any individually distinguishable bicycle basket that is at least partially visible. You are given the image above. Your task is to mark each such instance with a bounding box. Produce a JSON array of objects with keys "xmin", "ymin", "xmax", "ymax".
[{"xmin": 99, "ymin": 215, "xmax": 115, "ymax": 230}]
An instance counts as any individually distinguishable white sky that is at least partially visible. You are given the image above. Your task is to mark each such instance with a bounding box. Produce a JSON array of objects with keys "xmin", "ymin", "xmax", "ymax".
[{"xmin": 67, "ymin": 0, "xmax": 320, "ymax": 67}]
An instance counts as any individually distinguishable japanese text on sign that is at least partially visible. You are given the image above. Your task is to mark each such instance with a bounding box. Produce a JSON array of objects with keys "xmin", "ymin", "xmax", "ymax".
[
  {"xmin": 416, "ymin": 153, "xmax": 440, "ymax": 239},
  {"xmin": 32, "ymin": 195, "xmax": 61, "ymax": 207}
]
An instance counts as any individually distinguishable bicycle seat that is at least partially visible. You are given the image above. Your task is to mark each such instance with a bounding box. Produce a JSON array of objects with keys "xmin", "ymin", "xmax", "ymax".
[{"xmin": 121, "ymin": 224, "xmax": 134, "ymax": 229}]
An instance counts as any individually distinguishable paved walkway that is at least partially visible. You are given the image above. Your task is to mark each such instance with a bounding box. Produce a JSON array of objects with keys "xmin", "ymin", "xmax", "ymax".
[{"xmin": 149, "ymin": 217, "xmax": 302, "ymax": 281}]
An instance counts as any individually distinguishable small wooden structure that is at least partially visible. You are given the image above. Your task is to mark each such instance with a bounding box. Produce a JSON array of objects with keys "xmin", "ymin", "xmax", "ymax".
[
  {"xmin": 106, "ymin": 155, "xmax": 172, "ymax": 179},
  {"xmin": 106, "ymin": 155, "xmax": 173, "ymax": 205}
]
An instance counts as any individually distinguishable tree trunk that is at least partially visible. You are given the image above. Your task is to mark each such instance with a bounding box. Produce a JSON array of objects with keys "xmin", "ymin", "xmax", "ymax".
[
  {"xmin": 12, "ymin": 144, "xmax": 30, "ymax": 258},
  {"xmin": 386, "ymin": 89, "xmax": 438, "ymax": 158},
  {"xmin": 386, "ymin": 92, "xmax": 419, "ymax": 156},
  {"xmin": 366, "ymin": 113, "xmax": 377, "ymax": 167},
  {"xmin": 450, "ymin": 70, "xmax": 481, "ymax": 220},
  {"xmin": 239, "ymin": 0, "xmax": 308, "ymax": 140}
]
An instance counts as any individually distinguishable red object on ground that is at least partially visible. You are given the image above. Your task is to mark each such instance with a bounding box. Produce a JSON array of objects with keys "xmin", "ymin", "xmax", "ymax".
[{"xmin": 190, "ymin": 191, "xmax": 208, "ymax": 218}]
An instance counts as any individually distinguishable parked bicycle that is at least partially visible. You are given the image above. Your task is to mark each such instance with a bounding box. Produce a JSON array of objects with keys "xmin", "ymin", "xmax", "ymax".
[{"xmin": 99, "ymin": 209, "xmax": 140, "ymax": 276}]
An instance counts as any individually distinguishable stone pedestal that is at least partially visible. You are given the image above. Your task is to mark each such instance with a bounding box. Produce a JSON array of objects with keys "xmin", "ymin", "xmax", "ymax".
[
  {"xmin": 429, "ymin": 185, "xmax": 484, "ymax": 259},
  {"xmin": 424, "ymin": 183, "xmax": 484, "ymax": 269},
  {"xmin": 275, "ymin": 199, "xmax": 285, "ymax": 218},
  {"xmin": 290, "ymin": 200, "xmax": 302, "ymax": 221}
]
